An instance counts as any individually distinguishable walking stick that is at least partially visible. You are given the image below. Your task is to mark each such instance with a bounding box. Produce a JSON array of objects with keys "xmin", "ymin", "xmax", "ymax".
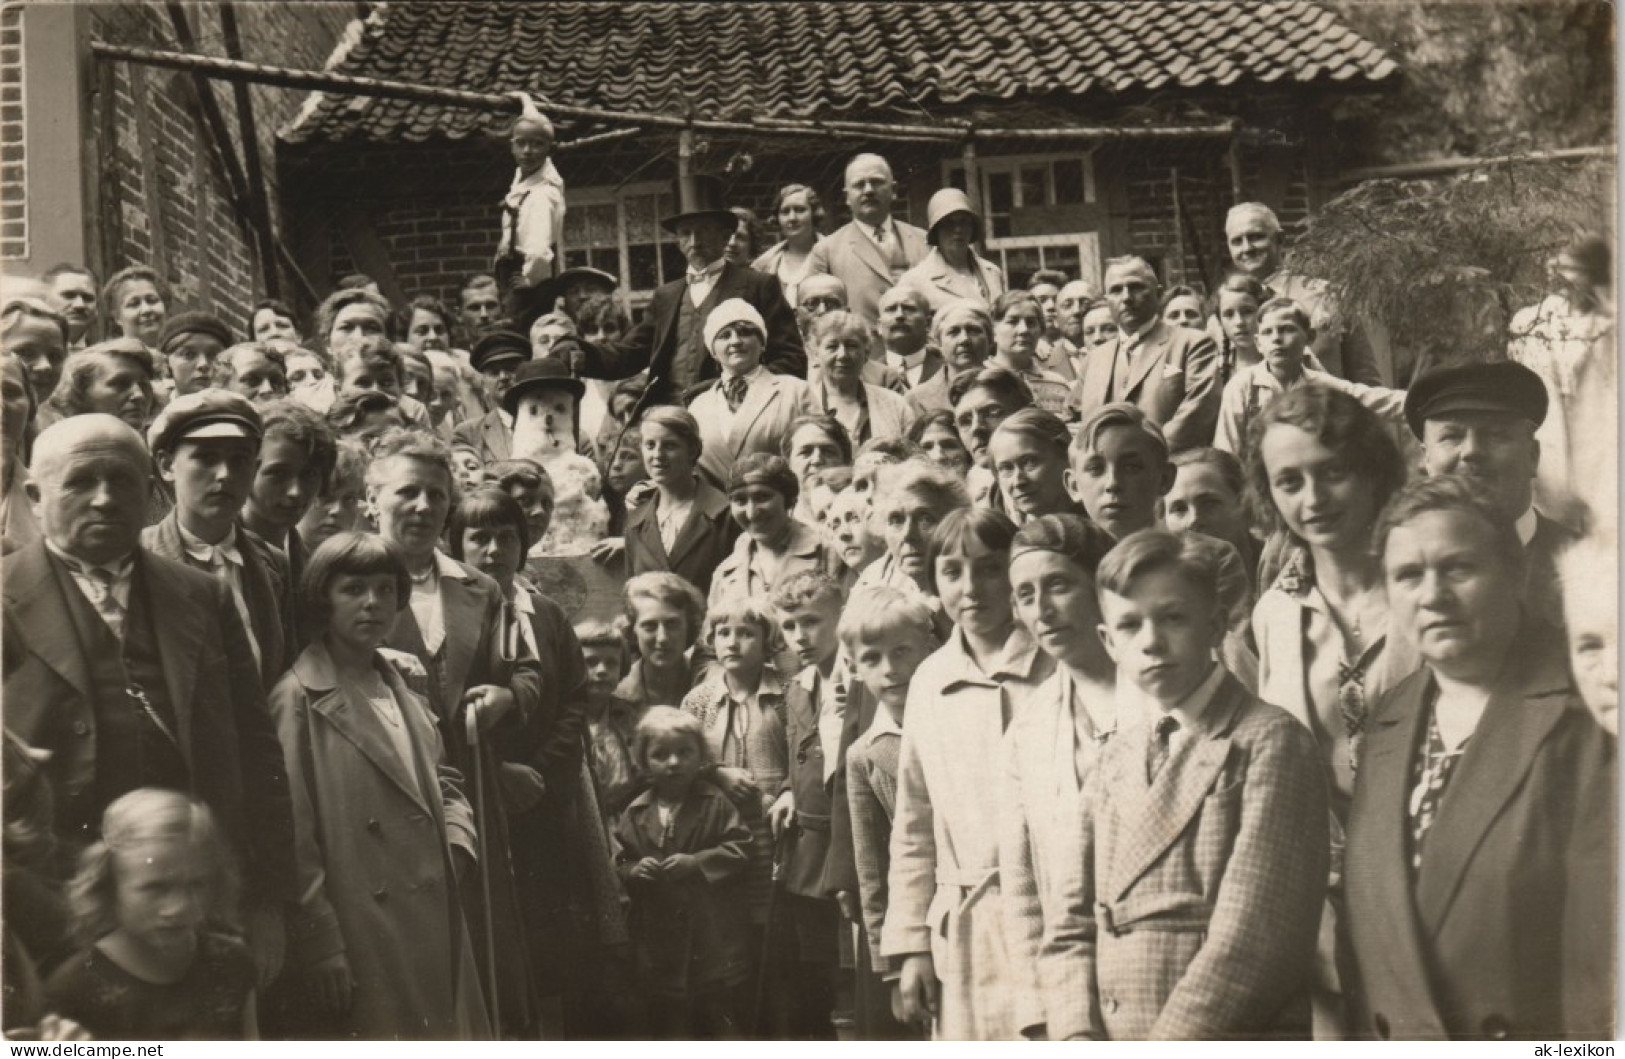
[
  {"xmin": 466, "ymin": 708, "xmax": 501, "ymax": 1035},
  {"xmin": 752, "ymin": 826, "xmax": 792, "ymax": 1037}
]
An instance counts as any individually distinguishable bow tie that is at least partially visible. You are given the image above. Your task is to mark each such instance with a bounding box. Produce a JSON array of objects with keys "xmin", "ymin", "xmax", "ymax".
[{"xmin": 688, "ymin": 264, "xmax": 723, "ymax": 285}]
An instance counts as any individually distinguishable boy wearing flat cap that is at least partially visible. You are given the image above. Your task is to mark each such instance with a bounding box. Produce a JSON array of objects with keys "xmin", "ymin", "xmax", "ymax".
[
  {"xmin": 1406, "ymin": 359, "xmax": 1578, "ymax": 627},
  {"xmin": 142, "ymin": 389, "xmax": 295, "ymax": 687}
]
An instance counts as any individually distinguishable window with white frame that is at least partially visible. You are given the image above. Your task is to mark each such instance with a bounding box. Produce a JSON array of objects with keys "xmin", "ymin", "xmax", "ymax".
[
  {"xmin": 559, "ymin": 182, "xmax": 688, "ymax": 309},
  {"xmin": 944, "ymin": 153, "xmax": 1101, "ymax": 292}
]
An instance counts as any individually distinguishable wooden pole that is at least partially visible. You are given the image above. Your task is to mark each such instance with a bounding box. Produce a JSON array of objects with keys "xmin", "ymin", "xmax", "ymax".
[
  {"xmin": 90, "ymin": 41, "xmax": 1240, "ymax": 145},
  {"xmin": 961, "ymin": 138, "xmax": 983, "ymax": 218},
  {"xmin": 162, "ymin": 6, "xmax": 259, "ymax": 251},
  {"xmin": 217, "ymin": 2, "xmax": 281, "ymax": 298},
  {"xmin": 677, "ymin": 128, "xmax": 697, "ymax": 211}
]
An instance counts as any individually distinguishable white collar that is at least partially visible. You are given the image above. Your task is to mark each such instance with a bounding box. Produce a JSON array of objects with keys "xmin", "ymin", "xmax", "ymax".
[
  {"xmin": 510, "ymin": 158, "xmax": 563, "ymax": 191},
  {"xmin": 886, "ymin": 346, "xmax": 927, "ymax": 369},
  {"xmin": 1123, "ymin": 317, "xmax": 1158, "ymax": 344},
  {"xmin": 721, "ymin": 364, "xmax": 765, "ymax": 387},
  {"xmin": 864, "ymin": 218, "xmax": 895, "ymax": 241},
  {"xmin": 860, "ymin": 702, "xmax": 904, "ymax": 747},
  {"xmin": 687, "ymin": 258, "xmax": 726, "ymax": 280},
  {"xmin": 178, "ymin": 521, "xmax": 242, "ymax": 566},
  {"xmin": 45, "ymin": 540, "xmax": 134, "ymax": 580},
  {"xmin": 413, "ymin": 549, "xmax": 464, "ymax": 586},
  {"xmin": 1515, "ymin": 505, "xmax": 1538, "ymax": 546},
  {"xmin": 1153, "ymin": 663, "xmax": 1226, "ymax": 734}
]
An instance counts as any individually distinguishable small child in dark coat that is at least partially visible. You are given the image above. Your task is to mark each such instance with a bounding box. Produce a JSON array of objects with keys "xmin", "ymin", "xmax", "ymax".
[{"xmin": 615, "ymin": 706, "xmax": 754, "ymax": 1039}]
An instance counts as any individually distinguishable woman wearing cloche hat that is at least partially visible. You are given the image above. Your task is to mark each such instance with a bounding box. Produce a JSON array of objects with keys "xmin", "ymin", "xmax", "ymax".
[{"xmin": 897, "ymin": 187, "xmax": 1008, "ymax": 313}]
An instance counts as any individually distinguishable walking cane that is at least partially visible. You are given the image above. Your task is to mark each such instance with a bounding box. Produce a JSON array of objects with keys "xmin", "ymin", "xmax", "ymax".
[
  {"xmin": 752, "ymin": 826, "xmax": 792, "ymax": 1037},
  {"xmin": 466, "ymin": 708, "xmax": 501, "ymax": 1034}
]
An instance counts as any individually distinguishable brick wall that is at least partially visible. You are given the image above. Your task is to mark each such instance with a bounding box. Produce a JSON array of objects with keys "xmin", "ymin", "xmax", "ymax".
[
  {"xmin": 88, "ymin": 2, "xmax": 352, "ymax": 334},
  {"xmin": 1, "ymin": 5, "xmax": 24, "ymax": 261},
  {"xmin": 284, "ymin": 120, "xmax": 1319, "ymax": 312}
]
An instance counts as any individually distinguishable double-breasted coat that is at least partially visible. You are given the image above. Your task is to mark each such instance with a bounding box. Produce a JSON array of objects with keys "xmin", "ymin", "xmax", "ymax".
[
  {"xmin": 1342, "ymin": 621, "xmax": 1615, "ymax": 1041},
  {"xmin": 881, "ymin": 626, "xmax": 1054, "ymax": 1040},
  {"xmin": 268, "ymin": 644, "xmax": 490, "ymax": 1040},
  {"xmin": 1041, "ymin": 674, "xmax": 1329, "ymax": 1041}
]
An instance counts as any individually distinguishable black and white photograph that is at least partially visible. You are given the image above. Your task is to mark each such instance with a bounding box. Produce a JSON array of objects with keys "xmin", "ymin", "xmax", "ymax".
[{"xmin": 0, "ymin": 0, "xmax": 1616, "ymax": 1044}]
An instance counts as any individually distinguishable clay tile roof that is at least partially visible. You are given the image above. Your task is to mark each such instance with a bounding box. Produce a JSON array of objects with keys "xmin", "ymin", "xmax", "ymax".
[{"xmin": 281, "ymin": 0, "xmax": 1397, "ymax": 144}]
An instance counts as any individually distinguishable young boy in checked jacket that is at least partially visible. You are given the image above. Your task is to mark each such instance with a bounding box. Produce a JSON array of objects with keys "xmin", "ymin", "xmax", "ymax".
[{"xmin": 1044, "ymin": 530, "xmax": 1328, "ymax": 1040}]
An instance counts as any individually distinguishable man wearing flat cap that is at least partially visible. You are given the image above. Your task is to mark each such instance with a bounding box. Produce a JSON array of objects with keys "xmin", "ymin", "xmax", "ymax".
[
  {"xmin": 142, "ymin": 389, "xmax": 296, "ymax": 689},
  {"xmin": 564, "ymin": 176, "xmax": 805, "ymax": 407},
  {"xmin": 157, "ymin": 311, "xmax": 234, "ymax": 398},
  {"xmin": 454, "ymin": 329, "xmax": 531, "ymax": 465},
  {"xmin": 1407, "ymin": 359, "xmax": 1578, "ymax": 626},
  {"xmin": 3, "ymin": 414, "xmax": 296, "ymax": 984}
]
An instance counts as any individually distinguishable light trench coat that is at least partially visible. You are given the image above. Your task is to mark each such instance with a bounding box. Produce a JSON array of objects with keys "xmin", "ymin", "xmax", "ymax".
[
  {"xmin": 269, "ymin": 643, "xmax": 490, "ymax": 1040},
  {"xmin": 881, "ymin": 626, "xmax": 1054, "ymax": 1040}
]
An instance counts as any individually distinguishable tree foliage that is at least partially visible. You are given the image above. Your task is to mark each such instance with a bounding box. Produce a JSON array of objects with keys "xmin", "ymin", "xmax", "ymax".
[{"xmin": 1285, "ymin": 157, "xmax": 1613, "ymax": 373}]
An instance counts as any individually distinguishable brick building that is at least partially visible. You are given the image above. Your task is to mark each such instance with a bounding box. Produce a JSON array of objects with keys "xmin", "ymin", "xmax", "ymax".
[
  {"xmin": 278, "ymin": 1, "xmax": 1398, "ymax": 318},
  {"xmin": 3, "ymin": 2, "xmax": 354, "ymax": 335}
]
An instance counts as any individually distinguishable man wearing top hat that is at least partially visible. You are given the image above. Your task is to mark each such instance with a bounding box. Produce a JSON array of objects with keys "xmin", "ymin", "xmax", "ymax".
[
  {"xmin": 1406, "ymin": 359, "xmax": 1578, "ymax": 627},
  {"xmin": 142, "ymin": 390, "xmax": 296, "ymax": 690},
  {"xmin": 3, "ymin": 413, "xmax": 296, "ymax": 982},
  {"xmin": 563, "ymin": 178, "xmax": 805, "ymax": 407}
]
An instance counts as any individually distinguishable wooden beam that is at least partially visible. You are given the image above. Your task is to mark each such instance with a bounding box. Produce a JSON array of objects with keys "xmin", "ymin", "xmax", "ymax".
[
  {"xmin": 1341, "ymin": 145, "xmax": 1616, "ymax": 182},
  {"xmin": 217, "ymin": 2, "xmax": 280, "ymax": 298},
  {"xmin": 127, "ymin": 63, "xmax": 170, "ymax": 279},
  {"xmin": 336, "ymin": 207, "xmax": 408, "ymax": 309}
]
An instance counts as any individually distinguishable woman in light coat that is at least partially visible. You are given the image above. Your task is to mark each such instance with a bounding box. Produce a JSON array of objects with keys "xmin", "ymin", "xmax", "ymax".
[
  {"xmin": 898, "ymin": 188, "xmax": 1007, "ymax": 314},
  {"xmin": 688, "ymin": 299, "xmax": 812, "ymax": 488}
]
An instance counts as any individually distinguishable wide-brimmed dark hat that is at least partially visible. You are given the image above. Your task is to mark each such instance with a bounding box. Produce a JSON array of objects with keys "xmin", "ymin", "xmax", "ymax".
[
  {"xmin": 660, "ymin": 175, "xmax": 738, "ymax": 234},
  {"xmin": 1403, "ymin": 360, "xmax": 1548, "ymax": 438},
  {"xmin": 502, "ymin": 354, "xmax": 585, "ymax": 415}
]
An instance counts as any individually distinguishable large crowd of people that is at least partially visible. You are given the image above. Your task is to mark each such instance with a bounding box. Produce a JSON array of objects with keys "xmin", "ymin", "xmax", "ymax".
[{"xmin": 0, "ymin": 105, "xmax": 1616, "ymax": 1043}]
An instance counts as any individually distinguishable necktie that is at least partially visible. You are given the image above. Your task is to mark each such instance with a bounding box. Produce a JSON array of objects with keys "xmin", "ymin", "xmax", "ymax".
[
  {"xmin": 1147, "ymin": 714, "xmax": 1179, "ymax": 782},
  {"xmin": 723, "ymin": 374, "xmax": 749, "ymax": 413},
  {"xmin": 875, "ymin": 224, "xmax": 908, "ymax": 272},
  {"xmin": 85, "ymin": 567, "xmax": 127, "ymax": 641}
]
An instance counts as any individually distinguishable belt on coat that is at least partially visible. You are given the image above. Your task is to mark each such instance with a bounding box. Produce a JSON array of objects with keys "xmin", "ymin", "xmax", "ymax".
[{"xmin": 1095, "ymin": 892, "xmax": 1213, "ymax": 937}]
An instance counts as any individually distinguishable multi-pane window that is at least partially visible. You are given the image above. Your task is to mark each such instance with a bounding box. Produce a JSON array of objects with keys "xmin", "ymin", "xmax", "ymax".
[
  {"xmin": 945, "ymin": 153, "xmax": 1099, "ymax": 290},
  {"xmin": 560, "ymin": 182, "xmax": 687, "ymax": 308}
]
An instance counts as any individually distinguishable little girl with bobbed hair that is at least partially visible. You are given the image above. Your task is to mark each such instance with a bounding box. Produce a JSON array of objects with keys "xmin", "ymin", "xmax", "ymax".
[
  {"xmin": 47, "ymin": 789, "xmax": 255, "ymax": 1040},
  {"xmin": 267, "ymin": 531, "xmax": 489, "ymax": 1039}
]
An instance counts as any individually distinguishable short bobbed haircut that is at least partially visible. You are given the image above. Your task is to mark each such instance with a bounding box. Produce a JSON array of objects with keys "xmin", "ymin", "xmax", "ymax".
[
  {"xmin": 632, "ymin": 706, "xmax": 711, "ymax": 771},
  {"xmin": 623, "ymin": 571, "xmax": 708, "ymax": 649},
  {"xmin": 729, "ymin": 451, "xmax": 800, "ymax": 507},
  {"xmin": 300, "ymin": 531, "xmax": 412, "ymax": 633},
  {"xmin": 638, "ymin": 404, "xmax": 703, "ymax": 462},
  {"xmin": 71, "ymin": 788, "xmax": 240, "ymax": 946},
  {"xmin": 448, "ymin": 486, "xmax": 533, "ymax": 559},
  {"xmin": 774, "ymin": 184, "xmax": 828, "ymax": 231},
  {"xmin": 704, "ymin": 593, "xmax": 785, "ymax": 656},
  {"xmin": 1096, "ymin": 527, "xmax": 1227, "ymax": 609},
  {"xmin": 924, "ymin": 506, "xmax": 1017, "ymax": 596},
  {"xmin": 1243, "ymin": 385, "xmax": 1405, "ymax": 541},
  {"xmin": 1372, "ymin": 473, "xmax": 1526, "ymax": 581}
]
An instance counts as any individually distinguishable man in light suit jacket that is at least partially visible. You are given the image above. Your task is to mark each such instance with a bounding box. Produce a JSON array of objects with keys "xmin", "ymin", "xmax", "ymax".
[
  {"xmin": 4, "ymin": 415, "xmax": 296, "ymax": 978},
  {"xmin": 1072, "ymin": 256, "xmax": 1221, "ymax": 452},
  {"xmin": 804, "ymin": 154, "xmax": 929, "ymax": 326},
  {"xmin": 1343, "ymin": 475, "xmax": 1614, "ymax": 1041},
  {"xmin": 568, "ymin": 183, "xmax": 804, "ymax": 408}
]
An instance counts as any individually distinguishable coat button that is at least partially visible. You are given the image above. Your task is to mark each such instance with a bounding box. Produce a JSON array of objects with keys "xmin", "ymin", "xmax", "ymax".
[
  {"xmin": 1482, "ymin": 1015, "xmax": 1510, "ymax": 1040},
  {"xmin": 366, "ymin": 818, "xmax": 381, "ymax": 834},
  {"xmin": 72, "ymin": 721, "xmax": 89, "ymax": 736},
  {"xmin": 1373, "ymin": 1014, "xmax": 1390, "ymax": 1039},
  {"xmin": 372, "ymin": 886, "xmax": 388, "ymax": 902},
  {"xmin": 1101, "ymin": 995, "xmax": 1118, "ymax": 1014}
]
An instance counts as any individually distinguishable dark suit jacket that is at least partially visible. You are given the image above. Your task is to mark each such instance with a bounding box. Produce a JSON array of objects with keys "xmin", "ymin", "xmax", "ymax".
[
  {"xmin": 1343, "ymin": 621, "xmax": 1615, "ymax": 1041},
  {"xmin": 624, "ymin": 479, "xmax": 739, "ymax": 599},
  {"xmin": 141, "ymin": 514, "xmax": 294, "ymax": 689},
  {"xmin": 1072, "ymin": 319, "xmax": 1221, "ymax": 452},
  {"xmin": 577, "ymin": 261, "xmax": 806, "ymax": 406},
  {"xmin": 452, "ymin": 408, "xmax": 511, "ymax": 466},
  {"xmin": 1, "ymin": 541, "xmax": 297, "ymax": 904}
]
